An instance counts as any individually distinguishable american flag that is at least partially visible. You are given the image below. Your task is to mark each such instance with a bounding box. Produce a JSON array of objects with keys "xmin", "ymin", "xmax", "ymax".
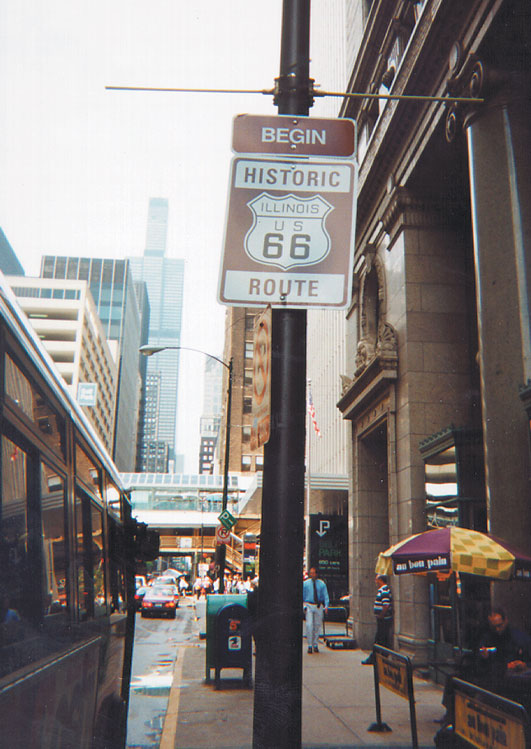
[{"xmin": 307, "ymin": 386, "xmax": 321, "ymax": 438}]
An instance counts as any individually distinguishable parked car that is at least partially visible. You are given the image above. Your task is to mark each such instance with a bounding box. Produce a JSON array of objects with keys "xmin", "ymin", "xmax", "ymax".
[
  {"xmin": 135, "ymin": 575, "xmax": 147, "ymax": 589},
  {"xmin": 134, "ymin": 586, "xmax": 149, "ymax": 610},
  {"xmin": 141, "ymin": 586, "xmax": 178, "ymax": 618},
  {"xmin": 152, "ymin": 582, "xmax": 179, "ymax": 607},
  {"xmin": 158, "ymin": 574, "xmax": 180, "ymax": 586}
]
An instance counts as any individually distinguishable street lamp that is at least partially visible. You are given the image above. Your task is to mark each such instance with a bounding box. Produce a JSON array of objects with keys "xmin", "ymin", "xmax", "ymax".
[{"xmin": 139, "ymin": 344, "xmax": 233, "ymax": 593}]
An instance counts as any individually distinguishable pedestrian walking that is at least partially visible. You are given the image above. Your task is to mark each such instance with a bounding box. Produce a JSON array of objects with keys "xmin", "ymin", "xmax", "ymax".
[
  {"xmin": 303, "ymin": 567, "xmax": 329, "ymax": 654},
  {"xmin": 362, "ymin": 573, "xmax": 393, "ymax": 664}
]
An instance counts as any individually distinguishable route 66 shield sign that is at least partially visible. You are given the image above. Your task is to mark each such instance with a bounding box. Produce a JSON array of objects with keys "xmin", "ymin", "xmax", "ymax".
[{"xmin": 244, "ymin": 193, "xmax": 333, "ymax": 271}]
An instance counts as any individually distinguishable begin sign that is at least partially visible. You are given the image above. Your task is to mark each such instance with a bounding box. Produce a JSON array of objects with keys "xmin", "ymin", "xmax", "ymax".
[{"xmin": 232, "ymin": 114, "xmax": 356, "ymax": 158}]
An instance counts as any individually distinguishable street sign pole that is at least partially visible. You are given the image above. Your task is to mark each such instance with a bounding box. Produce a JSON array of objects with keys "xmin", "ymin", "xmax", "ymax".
[{"xmin": 252, "ymin": 1, "xmax": 310, "ymax": 747}]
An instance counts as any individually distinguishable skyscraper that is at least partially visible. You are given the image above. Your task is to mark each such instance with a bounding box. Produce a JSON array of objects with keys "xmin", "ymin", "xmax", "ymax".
[
  {"xmin": 0, "ymin": 229, "xmax": 25, "ymax": 276},
  {"xmin": 198, "ymin": 357, "xmax": 223, "ymax": 474},
  {"xmin": 129, "ymin": 198, "xmax": 185, "ymax": 472},
  {"xmin": 144, "ymin": 198, "xmax": 169, "ymax": 257},
  {"xmin": 40, "ymin": 256, "xmax": 142, "ymax": 471}
]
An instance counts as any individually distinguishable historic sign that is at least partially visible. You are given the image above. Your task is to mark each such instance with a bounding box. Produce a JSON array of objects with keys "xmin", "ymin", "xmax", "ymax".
[{"xmin": 218, "ymin": 156, "xmax": 357, "ymax": 308}]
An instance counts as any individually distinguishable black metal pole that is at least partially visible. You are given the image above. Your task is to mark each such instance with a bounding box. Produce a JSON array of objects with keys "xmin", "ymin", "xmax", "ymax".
[
  {"xmin": 218, "ymin": 358, "xmax": 233, "ymax": 593},
  {"xmin": 252, "ymin": 2, "xmax": 311, "ymax": 747}
]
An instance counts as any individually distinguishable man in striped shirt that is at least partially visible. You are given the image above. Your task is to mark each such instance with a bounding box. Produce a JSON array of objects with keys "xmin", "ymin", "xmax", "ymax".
[{"xmin": 361, "ymin": 574, "xmax": 393, "ymax": 665}]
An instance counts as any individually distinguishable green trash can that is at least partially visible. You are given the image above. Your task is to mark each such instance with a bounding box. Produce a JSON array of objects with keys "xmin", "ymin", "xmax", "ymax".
[{"xmin": 205, "ymin": 594, "xmax": 247, "ymax": 682}]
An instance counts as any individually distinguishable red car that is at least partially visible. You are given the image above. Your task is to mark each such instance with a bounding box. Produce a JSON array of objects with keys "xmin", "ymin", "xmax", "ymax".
[{"xmin": 141, "ymin": 586, "xmax": 178, "ymax": 619}]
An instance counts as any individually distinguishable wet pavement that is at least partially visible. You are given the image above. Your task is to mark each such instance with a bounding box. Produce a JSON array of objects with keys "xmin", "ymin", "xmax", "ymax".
[
  {"xmin": 127, "ymin": 597, "xmax": 445, "ymax": 748},
  {"xmin": 126, "ymin": 600, "xmax": 198, "ymax": 748}
]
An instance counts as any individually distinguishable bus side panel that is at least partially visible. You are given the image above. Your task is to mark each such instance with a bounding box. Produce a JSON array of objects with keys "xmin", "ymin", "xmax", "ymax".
[
  {"xmin": 0, "ymin": 637, "xmax": 101, "ymax": 749},
  {"xmin": 93, "ymin": 614, "xmax": 128, "ymax": 748}
]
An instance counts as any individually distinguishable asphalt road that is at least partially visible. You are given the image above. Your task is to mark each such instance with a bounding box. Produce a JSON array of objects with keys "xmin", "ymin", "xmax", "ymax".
[{"xmin": 126, "ymin": 599, "xmax": 196, "ymax": 749}]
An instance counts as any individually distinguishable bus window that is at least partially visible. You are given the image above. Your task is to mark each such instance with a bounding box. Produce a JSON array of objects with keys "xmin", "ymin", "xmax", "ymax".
[
  {"xmin": 1, "ymin": 436, "xmax": 28, "ymax": 620},
  {"xmin": 75, "ymin": 443, "xmax": 103, "ymax": 502},
  {"xmin": 40, "ymin": 464, "xmax": 68, "ymax": 615},
  {"xmin": 5, "ymin": 355, "xmax": 66, "ymax": 460},
  {"xmin": 91, "ymin": 503, "xmax": 107, "ymax": 617},
  {"xmin": 75, "ymin": 492, "xmax": 90, "ymax": 620},
  {"xmin": 75, "ymin": 492, "xmax": 108, "ymax": 619},
  {"xmin": 108, "ymin": 519, "xmax": 126, "ymax": 613},
  {"xmin": 0, "ymin": 435, "xmax": 30, "ymax": 677},
  {"xmin": 105, "ymin": 480, "xmax": 122, "ymax": 521}
]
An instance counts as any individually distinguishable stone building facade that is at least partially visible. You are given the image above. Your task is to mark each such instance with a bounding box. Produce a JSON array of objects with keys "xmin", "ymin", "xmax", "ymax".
[{"xmin": 337, "ymin": 0, "xmax": 531, "ymax": 660}]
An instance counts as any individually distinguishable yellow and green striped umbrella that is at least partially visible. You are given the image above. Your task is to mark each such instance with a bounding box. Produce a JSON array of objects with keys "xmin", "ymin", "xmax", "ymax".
[{"xmin": 376, "ymin": 526, "xmax": 531, "ymax": 581}]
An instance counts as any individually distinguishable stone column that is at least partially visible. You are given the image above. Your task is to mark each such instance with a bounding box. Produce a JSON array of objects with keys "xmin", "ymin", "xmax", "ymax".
[{"xmin": 458, "ymin": 66, "xmax": 531, "ymax": 561}]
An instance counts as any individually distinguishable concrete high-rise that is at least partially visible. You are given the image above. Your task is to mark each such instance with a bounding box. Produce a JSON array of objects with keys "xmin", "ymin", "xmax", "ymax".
[
  {"xmin": 129, "ymin": 198, "xmax": 185, "ymax": 473},
  {"xmin": 40, "ymin": 255, "xmax": 142, "ymax": 471},
  {"xmin": 7, "ymin": 276, "xmax": 117, "ymax": 453}
]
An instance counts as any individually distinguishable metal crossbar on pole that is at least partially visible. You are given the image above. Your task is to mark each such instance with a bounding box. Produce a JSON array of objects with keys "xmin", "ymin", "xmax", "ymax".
[{"xmin": 105, "ymin": 85, "xmax": 483, "ymax": 104}]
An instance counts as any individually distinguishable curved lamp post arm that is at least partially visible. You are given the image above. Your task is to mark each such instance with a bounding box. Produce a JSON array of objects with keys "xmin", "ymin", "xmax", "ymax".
[
  {"xmin": 139, "ymin": 344, "xmax": 230, "ymax": 371},
  {"xmin": 139, "ymin": 343, "xmax": 233, "ymax": 593}
]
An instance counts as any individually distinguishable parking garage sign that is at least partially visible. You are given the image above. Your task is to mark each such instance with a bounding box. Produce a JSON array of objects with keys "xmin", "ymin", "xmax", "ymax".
[{"xmin": 218, "ymin": 115, "xmax": 357, "ymax": 309}]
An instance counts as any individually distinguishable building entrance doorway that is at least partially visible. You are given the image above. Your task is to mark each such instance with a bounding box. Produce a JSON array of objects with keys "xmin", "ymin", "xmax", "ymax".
[{"xmin": 359, "ymin": 421, "xmax": 389, "ymax": 554}]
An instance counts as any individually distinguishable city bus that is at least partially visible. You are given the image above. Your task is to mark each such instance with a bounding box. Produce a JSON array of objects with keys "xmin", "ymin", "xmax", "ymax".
[{"xmin": 0, "ymin": 272, "xmax": 156, "ymax": 748}]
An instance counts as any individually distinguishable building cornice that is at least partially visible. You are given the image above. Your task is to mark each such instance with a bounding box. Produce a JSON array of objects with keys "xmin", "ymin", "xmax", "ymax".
[{"xmin": 344, "ymin": 0, "xmax": 493, "ymax": 242}]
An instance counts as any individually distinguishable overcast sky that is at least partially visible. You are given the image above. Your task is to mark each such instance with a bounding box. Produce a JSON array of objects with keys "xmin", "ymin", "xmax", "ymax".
[{"xmin": 0, "ymin": 1, "xmax": 341, "ymax": 471}]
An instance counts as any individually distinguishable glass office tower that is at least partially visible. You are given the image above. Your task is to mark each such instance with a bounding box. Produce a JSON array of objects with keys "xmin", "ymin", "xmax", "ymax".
[{"xmin": 0, "ymin": 229, "xmax": 25, "ymax": 276}]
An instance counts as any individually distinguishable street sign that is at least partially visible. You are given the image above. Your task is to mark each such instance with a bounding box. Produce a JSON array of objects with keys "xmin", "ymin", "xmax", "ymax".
[
  {"xmin": 309, "ymin": 514, "xmax": 348, "ymax": 600},
  {"xmin": 232, "ymin": 114, "xmax": 356, "ymax": 158},
  {"xmin": 77, "ymin": 382, "xmax": 98, "ymax": 406},
  {"xmin": 243, "ymin": 533, "xmax": 257, "ymax": 579},
  {"xmin": 218, "ymin": 156, "xmax": 357, "ymax": 309},
  {"xmin": 251, "ymin": 306, "xmax": 272, "ymax": 450},
  {"xmin": 215, "ymin": 525, "xmax": 231, "ymax": 545},
  {"xmin": 218, "ymin": 509, "xmax": 236, "ymax": 530}
]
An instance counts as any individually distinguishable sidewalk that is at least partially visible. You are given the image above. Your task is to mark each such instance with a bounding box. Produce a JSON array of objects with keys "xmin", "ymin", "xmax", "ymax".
[{"xmin": 164, "ymin": 601, "xmax": 444, "ymax": 748}]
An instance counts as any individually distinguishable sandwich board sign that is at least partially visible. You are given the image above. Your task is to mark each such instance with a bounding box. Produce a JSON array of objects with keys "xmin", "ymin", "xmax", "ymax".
[{"xmin": 218, "ymin": 115, "xmax": 357, "ymax": 310}]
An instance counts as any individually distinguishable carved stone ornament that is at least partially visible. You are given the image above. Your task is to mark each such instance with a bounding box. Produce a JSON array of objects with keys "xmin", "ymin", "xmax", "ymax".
[
  {"xmin": 337, "ymin": 320, "xmax": 399, "ymax": 420},
  {"xmin": 355, "ymin": 338, "xmax": 376, "ymax": 377},
  {"xmin": 375, "ymin": 321, "xmax": 398, "ymax": 362},
  {"xmin": 340, "ymin": 374, "xmax": 353, "ymax": 396},
  {"xmin": 354, "ymin": 322, "xmax": 398, "ymax": 379},
  {"xmin": 444, "ymin": 52, "xmax": 522, "ymax": 143}
]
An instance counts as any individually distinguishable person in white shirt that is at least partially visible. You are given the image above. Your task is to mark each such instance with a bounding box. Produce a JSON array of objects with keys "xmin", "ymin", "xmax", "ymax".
[{"xmin": 302, "ymin": 567, "xmax": 329, "ymax": 653}]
